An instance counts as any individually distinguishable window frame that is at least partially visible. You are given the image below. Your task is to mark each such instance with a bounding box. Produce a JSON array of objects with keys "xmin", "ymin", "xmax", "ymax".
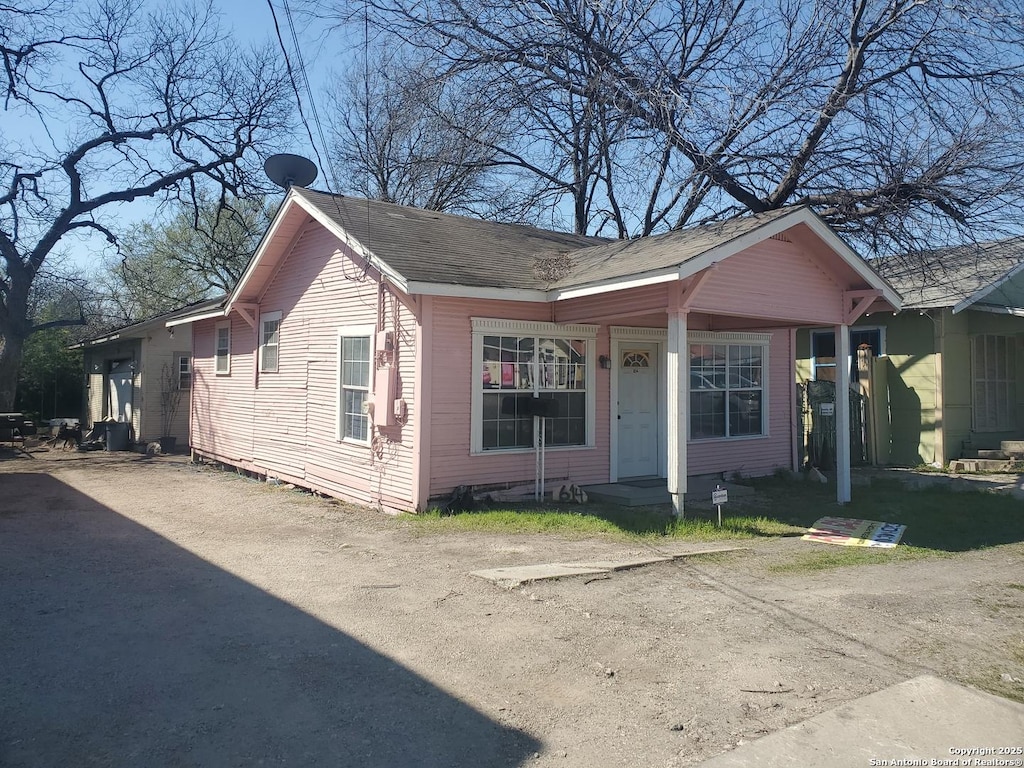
[
  {"xmin": 175, "ymin": 353, "xmax": 191, "ymax": 390},
  {"xmin": 811, "ymin": 326, "xmax": 885, "ymax": 382},
  {"xmin": 972, "ymin": 334, "xmax": 1016, "ymax": 432},
  {"xmin": 214, "ymin": 321, "xmax": 231, "ymax": 375},
  {"xmin": 336, "ymin": 325, "xmax": 375, "ymax": 445},
  {"xmin": 471, "ymin": 318, "xmax": 598, "ymax": 455},
  {"xmin": 688, "ymin": 331, "xmax": 771, "ymax": 442},
  {"xmin": 258, "ymin": 310, "xmax": 283, "ymax": 374}
]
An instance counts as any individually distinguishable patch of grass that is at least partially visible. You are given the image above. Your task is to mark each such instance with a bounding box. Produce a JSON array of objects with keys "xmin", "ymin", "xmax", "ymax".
[
  {"xmin": 1007, "ymin": 583, "xmax": 1024, "ymax": 592},
  {"xmin": 767, "ymin": 545, "xmax": 941, "ymax": 574},
  {"xmin": 747, "ymin": 476, "xmax": 1024, "ymax": 553},
  {"xmin": 966, "ymin": 669, "xmax": 1024, "ymax": 705},
  {"xmin": 406, "ymin": 477, "xmax": 1024, "ymax": 572},
  {"xmin": 407, "ymin": 503, "xmax": 804, "ymax": 541}
]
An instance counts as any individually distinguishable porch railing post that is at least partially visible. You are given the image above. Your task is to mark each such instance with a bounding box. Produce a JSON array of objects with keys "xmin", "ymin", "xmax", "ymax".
[
  {"xmin": 835, "ymin": 323, "xmax": 852, "ymax": 503},
  {"xmin": 667, "ymin": 308, "xmax": 689, "ymax": 517}
]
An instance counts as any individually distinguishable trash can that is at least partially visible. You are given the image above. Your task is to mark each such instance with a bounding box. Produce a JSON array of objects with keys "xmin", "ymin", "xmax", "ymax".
[{"xmin": 105, "ymin": 422, "xmax": 130, "ymax": 451}]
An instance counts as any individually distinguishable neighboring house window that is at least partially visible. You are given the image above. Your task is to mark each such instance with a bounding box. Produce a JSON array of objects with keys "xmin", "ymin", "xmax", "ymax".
[
  {"xmin": 215, "ymin": 322, "xmax": 231, "ymax": 374},
  {"xmin": 472, "ymin": 319, "xmax": 597, "ymax": 453},
  {"xmin": 176, "ymin": 354, "xmax": 191, "ymax": 389},
  {"xmin": 811, "ymin": 327, "xmax": 884, "ymax": 382},
  {"xmin": 259, "ymin": 311, "xmax": 282, "ymax": 373},
  {"xmin": 338, "ymin": 328, "xmax": 373, "ymax": 443},
  {"xmin": 973, "ymin": 335, "xmax": 1016, "ymax": 432},
  {"xmin": 689, "ymin": 338, "xmax": 767, "ymax": 439}
]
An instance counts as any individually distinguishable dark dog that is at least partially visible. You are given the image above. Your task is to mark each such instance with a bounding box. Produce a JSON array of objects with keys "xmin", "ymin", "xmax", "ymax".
[{"xmin": 56, "ymin": 424, "xmax": 82, "ymax": 450}]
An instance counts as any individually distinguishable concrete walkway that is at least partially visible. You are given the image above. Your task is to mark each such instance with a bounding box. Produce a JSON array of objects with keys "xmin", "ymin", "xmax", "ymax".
[
  {"xmin": 469, "ymin": 546, "xmax": 746, "ymax": 588},
  {"xmin": 696, "ymin": 675, "xmax": 1024, "ymax": 767}
]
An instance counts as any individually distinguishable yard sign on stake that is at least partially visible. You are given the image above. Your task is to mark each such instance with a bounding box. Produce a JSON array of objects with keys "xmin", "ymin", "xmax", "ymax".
[{"xmin": 712, "ymin": 485, "xmax": 728, "ymax": 527}]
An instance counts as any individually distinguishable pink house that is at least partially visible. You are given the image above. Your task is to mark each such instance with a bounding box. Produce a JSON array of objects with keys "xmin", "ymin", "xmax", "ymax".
[{"xmin": 169, "ymin": 188, "xmax": 900, "ymax": 514}]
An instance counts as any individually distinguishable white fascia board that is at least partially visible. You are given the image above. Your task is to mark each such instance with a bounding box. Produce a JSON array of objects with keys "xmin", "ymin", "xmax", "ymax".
[
  {"xmin": 166, "ymin": 308, "xmax": 227, "ymax": 328},
  {"xmin": 224, "ymin": 192, "xmax": 292, "ymax": 312},
  {"xmin": 548, "ymin": 268, "xmax": 680, "ymax": 300},
  {"xmin": 291, "ymin": 194, "xmax": 410, "ymax": 293},
  {"xmin": 952, "ymin": 260, "xmax": 1024, "ymax": 314},
  {"xmin": 73, "ymin": 332, "xmax": 122, "ymax": 348},
  {"xmin": 799, "ymin": 213, "xmax": 903, "ymax": 310},
  {"xmin": 405, "ymin": 281, "xmax": 549, "ymax": 302},
  {"xmin": 961, "ymin": 303, "xmax": 1024, "ymax": 317}
]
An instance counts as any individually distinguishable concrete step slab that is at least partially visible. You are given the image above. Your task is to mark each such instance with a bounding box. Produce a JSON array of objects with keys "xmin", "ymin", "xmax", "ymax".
[
  {"xmin": 1001, "ymin": 440, "xmax": 1024, "ymax": 457},
  {"xmin": 470, "ymin": 547, "xmax": 749, "ymax": 588},
  {"xmin": 695, "ymin": 674, "xmax": 1024, "ymax": 768},
  {"xmin": 949, "ymin": 458, "xmax": 1014, "ymax": 472}
]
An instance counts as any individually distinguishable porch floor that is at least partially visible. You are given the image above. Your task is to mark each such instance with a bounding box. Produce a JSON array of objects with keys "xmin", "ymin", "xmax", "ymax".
[{"xmin": 581, "ymin": 476, "xmax": 756, "ymax": 507}]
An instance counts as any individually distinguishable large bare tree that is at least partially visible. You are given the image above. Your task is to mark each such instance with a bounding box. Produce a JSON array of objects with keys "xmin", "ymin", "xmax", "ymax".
[
  {"xmin": 319, "ymin": 0, "xmax": 1024, "ymax": 248},
  {"xmin": 324, "ymin": 51, "xmax": 544, "ymax": 221},
  {"xmin": 0, "ymin": 0, "xmax": 291, "ymax": 409}
]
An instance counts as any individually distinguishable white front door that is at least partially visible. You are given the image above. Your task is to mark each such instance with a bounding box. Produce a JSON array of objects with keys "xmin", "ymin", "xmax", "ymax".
[{"xmin": 617, "ymin": 345, "xmax": 659, "ymax": 478}]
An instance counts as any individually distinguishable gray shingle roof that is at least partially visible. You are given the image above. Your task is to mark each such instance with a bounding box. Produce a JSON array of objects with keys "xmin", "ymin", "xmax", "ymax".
[
  {"xmin": 546, "ymin": 207, "xmax": 801, "ymax": 290},
  {"xmin": 294, "ymin": 189, "xmax": 810, "ymax": 292},
  {"xmin": 292, "ymin": 188, "xmax": 607, "ymax": 290},
  {"xmin": 873, "ymin": 237, "xmax": 1024, "ymax": 309}
]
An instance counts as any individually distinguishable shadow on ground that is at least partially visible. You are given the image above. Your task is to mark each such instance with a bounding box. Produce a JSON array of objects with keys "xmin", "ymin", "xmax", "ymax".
[{"xmin": 0, "ymin": 473, "xmax": 539, "ymax": 767}]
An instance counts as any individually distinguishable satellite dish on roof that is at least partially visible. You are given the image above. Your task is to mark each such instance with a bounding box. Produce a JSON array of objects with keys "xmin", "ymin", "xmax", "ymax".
[{"xmin": 264, "ymin": 153, "xmax": 318, "ymax": 189}]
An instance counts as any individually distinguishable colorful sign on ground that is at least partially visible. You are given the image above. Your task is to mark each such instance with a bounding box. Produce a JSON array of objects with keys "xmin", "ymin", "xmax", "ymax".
[{"xmin": 802, "ymin": 516, "xmax": 906, "ymax": 548}]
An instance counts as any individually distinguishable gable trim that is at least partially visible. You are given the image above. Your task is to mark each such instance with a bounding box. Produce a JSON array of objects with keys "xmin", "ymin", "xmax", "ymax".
[
  {"xmin": 227, "ymin": 189, "xmax": 412, "ymax": 316},
  {"xmin": 952, "ymin": 260, "xmax": 1024, "ymax": 314}
]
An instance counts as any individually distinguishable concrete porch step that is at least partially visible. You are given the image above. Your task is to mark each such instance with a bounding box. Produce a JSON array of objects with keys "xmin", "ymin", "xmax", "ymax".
[
  {"xmin": 581, "ymin": 476, "xmax": 757, "ymax": 507},
  {"xmin": 582, "ymin": 482, "xmax": 671, "ymax": 507},
  {"xmin": 1001, "ymin": 440, "xmax": 1024, "ymax": 459},
  {"xmin": 948, "ymin": 457, "xmax": 1015, "ymax": 473},
  {"xmin": 964, "ymin": 449, "xmax": 1008, "ymax": 460}
]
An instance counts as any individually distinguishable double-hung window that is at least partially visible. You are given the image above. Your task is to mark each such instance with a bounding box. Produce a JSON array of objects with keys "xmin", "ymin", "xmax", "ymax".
[
  {"xmin": 176, "ymin": 353, "xmax": 191, "ymax": 389},
  {"xmin": 472, "ymin": 319, "xmax": 597, "ymax": 453},
  {"xmin": 215, "ymin": 322, "xmax": 231, "ymax": 375},
  {"xmin": 338, "ymin": 327, "xmax": 373, "ymax": 443},
  {"xmin": 973, "ymin": 334, "xmax": 1016, "ymax": 432},
  {"xmin": 689, "ymin": 333, "xmax": 769, "ymax": 439},
  {"xmin": 259, "ymin": 311, "xmax": 282, "ymax": 373}
]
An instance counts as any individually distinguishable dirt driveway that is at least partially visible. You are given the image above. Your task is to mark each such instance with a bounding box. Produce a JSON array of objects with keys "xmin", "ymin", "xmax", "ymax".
[{"xmin": 2, "ymin": 449, "xmax": 1023, "ymax": 767}]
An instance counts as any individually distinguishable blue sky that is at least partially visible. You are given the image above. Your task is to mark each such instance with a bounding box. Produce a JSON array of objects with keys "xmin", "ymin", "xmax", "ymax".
[{"xmin": 13, "ymin": 0, "xmax": 335, "ymax": 276}]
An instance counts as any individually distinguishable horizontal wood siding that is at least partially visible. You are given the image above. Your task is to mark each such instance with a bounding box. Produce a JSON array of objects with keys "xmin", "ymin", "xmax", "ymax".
[
  {"xmin": 193, "ymin": 222, "xmax": 418, "ymax": 511},
  {"xmin": 191, "ymin": 314, "xmax": 256, "ymax": 463},
  {"xmin": 139, "ymin": 329, "xmax": 191, "ymax": 442},
  {"xmin": 688, "ymin": 331, "xmax": 793, "ymax": 477},
  {"xmin": 555, "ymin": 284, "xmax": 669, "ymax": 323},
  {"xmin": 428, "ymin": 297, "xmax": 610, "ymax": 498},
  {"xmin": 690, "ymin": 241, "xmax": 844, "ymax": 324}
]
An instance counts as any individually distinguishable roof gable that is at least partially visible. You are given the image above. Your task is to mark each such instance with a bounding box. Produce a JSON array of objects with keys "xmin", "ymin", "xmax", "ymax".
[{"xmin": 227, "ymin": 189, "xmax": 899, "ymax": 310}]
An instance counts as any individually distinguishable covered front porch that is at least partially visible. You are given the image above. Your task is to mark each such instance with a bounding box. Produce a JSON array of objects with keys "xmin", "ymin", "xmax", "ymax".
[
  {"xmin": 545, "ymin": 207, "xmax": 901, "ymax": 515},
  {"xmin": 582, "ymin": 474, "xmax": 757, "ymax": 508}
]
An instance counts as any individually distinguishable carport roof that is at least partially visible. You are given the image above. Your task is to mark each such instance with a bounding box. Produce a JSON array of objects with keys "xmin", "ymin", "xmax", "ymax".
[{"xmin": 74, "ymin": 297, "xmax": 225, "ymax": 347}]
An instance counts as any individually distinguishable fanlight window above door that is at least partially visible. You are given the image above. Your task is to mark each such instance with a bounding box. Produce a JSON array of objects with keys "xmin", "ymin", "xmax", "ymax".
[{"xmin": 622, "ymin": 350, "xmax": 651, "ymax": 369}]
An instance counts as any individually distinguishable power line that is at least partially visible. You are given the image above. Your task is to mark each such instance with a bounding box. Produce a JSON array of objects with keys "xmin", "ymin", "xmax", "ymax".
[{"xmin": 265, "ymin": 0, "xmax": 335, "ymax": 192}]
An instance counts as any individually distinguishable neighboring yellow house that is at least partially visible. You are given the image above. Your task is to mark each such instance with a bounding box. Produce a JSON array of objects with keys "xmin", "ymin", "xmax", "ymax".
[
  {"xmin": 798, "ymin": 237, "xmax": 1024, "ymax": 467},
  {"xmin": 75, "ymin": 299, "xmax": 222, "ymax": 449}
]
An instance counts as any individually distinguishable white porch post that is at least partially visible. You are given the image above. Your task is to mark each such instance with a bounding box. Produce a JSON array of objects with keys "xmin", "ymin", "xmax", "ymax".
[
  {"xmin": 835, "ymin": 323, "xmax": 852, "ymax": 503},
  {"xmin": 667, "ymin": 308, "xmax": 688, "ymax": 516}
]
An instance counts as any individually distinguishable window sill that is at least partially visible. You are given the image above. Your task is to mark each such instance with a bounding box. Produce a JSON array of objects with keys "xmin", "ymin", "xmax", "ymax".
[
  {"xmin": 338, "ymin": 436, "xmax": 372, "ymax": 447},
  {"xmin": 470, "ymin": 444, "xmax": 595, "ymax": 456},
  {"xmin": 689, "ymin": 433, "xmax": 770, "ymax": 443}
]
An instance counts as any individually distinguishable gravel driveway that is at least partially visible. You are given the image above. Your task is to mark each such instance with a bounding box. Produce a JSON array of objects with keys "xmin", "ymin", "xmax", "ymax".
[{"xmin": 2, "ymin": 449, "xmax": 1022, "ymax": 767}]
